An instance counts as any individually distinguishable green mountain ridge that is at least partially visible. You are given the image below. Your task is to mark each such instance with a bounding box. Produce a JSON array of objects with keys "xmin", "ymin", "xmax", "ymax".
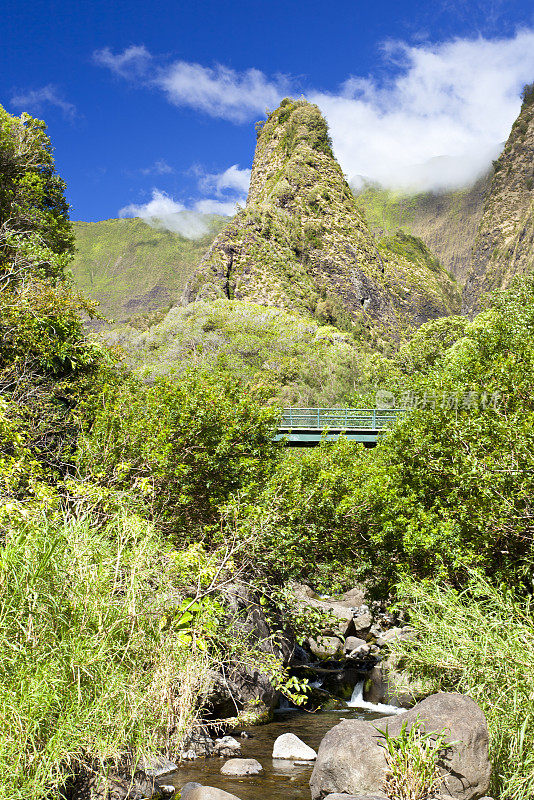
[
  {"xmin": 354, "ymin": 174, "xmax": 491, "ymax": 285},
  {"xmin": 463, "ymin": 84, "xmax": 534, "ymax": 312},
  {"xmin": 71, "ymin": 215, "xmax": 226, "ymax": 325}
]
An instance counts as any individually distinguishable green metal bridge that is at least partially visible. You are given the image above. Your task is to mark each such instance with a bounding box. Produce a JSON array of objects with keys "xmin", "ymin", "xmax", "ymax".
[{"xmin": 274, "ymin": 408, "xmax": 403, "ymax": 447}]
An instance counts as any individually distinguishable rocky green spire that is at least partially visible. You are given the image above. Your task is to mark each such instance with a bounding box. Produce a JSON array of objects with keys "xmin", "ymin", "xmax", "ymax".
[{"xmin": 183, "ymin": 98, "xmax": 460, "ymax": 335}]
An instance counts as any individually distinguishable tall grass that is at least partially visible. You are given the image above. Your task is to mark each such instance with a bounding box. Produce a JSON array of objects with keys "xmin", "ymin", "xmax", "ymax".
[
  {"xmin": 0, "ymin": 511, "xmax": 210, "ymax": 800},
  {"xmin": 393, "ymin": 575, "xmax": 534, "ymax": 800}
]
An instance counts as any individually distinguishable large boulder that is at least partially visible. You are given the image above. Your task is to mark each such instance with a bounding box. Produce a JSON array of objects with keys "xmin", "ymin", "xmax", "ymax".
[
  {"xmin": 272, "ymin": 732, "xmax": 317, "ymax": 760},
  {"xmin": 308, "ymin": 635, "xmax": 345, "ymax": 660},
  {"xmin": 213, "ymin": 736, "xmax": 242, "ymax": 757},
  {"xmin": 291, "ymin": 583, "xmax": 355, "ymax": 638},
  {"xmin": 309, "ymin": 692, "xmax": 490, "ymax": 800}
]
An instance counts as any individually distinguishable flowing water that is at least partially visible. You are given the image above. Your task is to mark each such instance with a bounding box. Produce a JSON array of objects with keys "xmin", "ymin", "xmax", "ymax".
[
  {"xmin": 168, "ymin": 692, "xmax": 404, "ymax": 799},
  {"xmin": 347, "ymin": 680, "xmax": 406, "ymax": 715}
]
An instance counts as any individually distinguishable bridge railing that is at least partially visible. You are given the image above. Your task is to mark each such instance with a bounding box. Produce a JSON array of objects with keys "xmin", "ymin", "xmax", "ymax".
[{"xmin": 279, "ymin": 408, "xmax": 403, "ymax": 430}]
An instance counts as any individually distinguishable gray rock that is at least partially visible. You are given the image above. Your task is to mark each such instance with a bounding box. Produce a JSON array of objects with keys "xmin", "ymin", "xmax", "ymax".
[
  {"xmin": 214, "ymin": 736, "xmax": 242, "ymax": 757},
  {"xmin": 363, "ymin": 666, "xmax": 387, "ymax": 705},
  {"xmin": 351, "ymin": 611, "xmax": 372, "ymax": 636},
  {"xmin": 348, "ymin": 644, "xmax": 370, "ymax": 658},
  {"xmin": 137, "ymin": 756, "xmax": 178, "ymax": 778},
  {"xmin": 158, "ymin": 786, "xmax": 175, "ymax": 796},
  {"xmin": 179, "ymin": 784, "xmax": 202, "ymax": 799},
  {"xmin": 379, "ymin": 626, "xmax": 403, "ymax": 644},
  {"xmin": 180, "ymin": 729, "xmax": 215, "ymax": 758},
  {"xmin": 220, "ymin": 757, "xmax": 263, "ymax": 776},
  {"xmin": 323, "ymin": 795, "xmax": 387, "ymax": 800},
  {"xmin": 379, "ymin": 625, "xmax": 416, "ymax": 646},
  {"xmin": 291, "ymin": 584, "xmax": 355, "ymax": 637},
  {"xmin": 340, "ymin": 586, "xmax": 366, "ymax": 607},
  {"xmin": 343, "ymin": 637, "xmax": 366, "ymax": 654},
  {"xmin": 382, "ymin": 652, "xmax": 427, "ymax": 708},
  {"xmin": 310, "ymin": 692, "xmax": 491, "ymax": 800},
  {"xmin": 272, "ymin": 732, "xmax": 317, "ymax": 760},
  {"xmin": 308, "ymin": 635, "xmax": 344, "ymax": 659},
  {"xmin": 181, "ymin": 786, "xmax": 243, "ymax": 800}
]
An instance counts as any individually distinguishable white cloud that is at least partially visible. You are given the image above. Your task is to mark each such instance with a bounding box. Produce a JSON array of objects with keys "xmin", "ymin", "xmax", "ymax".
[
  {"xmin": 198, "ymin": 164, "xmax": 251, "ymax": 196},
  {"xmin": 119, "ymin": 188, "xmax": 238, "ymax": 238},
  {"xmin": 194, "ymin": 197, "xmax": 242, "ymax": 215},
  {"xmin": 156, "ymin": 62, "xmax": 287, "ymax": 122},
  {"xmin": 99, "ymin": 30, "xmax": 534, "ymax": 191},
  {"xmin": 10, "ymin": 84, "xmax": 77, "ymax": 120},
  {"xmin": 93, "ymin": 45, "xmax": 152, "ymax": 78},
  {"xmin": 94, "ymin": 46, "xmax": 286, "ymax": 123},
  {"xmin": 311, "ymin": 31, "xmax": 534, "ymax": 190},
  {"xmin": 140, "ymin": 159, "xmax": 175, "ymax": 176}
]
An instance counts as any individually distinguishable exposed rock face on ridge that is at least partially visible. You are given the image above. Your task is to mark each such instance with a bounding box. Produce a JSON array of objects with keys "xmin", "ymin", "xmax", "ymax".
[
  {"xmin": 183, "ymin": 99, "xmax": 460, "ymax": 336},
  {"xmin": 464, "ymin": 84, "xmax": 534, "ymax": 313}
]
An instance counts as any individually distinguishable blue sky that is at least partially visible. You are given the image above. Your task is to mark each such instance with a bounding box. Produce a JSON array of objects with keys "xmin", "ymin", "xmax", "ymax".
[{"xmin": 2, "ymin": 0, "xmax": 534, "ymax": 229}]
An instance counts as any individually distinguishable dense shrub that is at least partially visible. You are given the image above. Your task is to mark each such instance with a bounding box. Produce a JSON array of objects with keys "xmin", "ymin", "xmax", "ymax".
[
  {"xmin": 361, "ymin": 277, "xmax": 534, "ymax": 586},
  {"xmin": 77, "ymin": 370, "xmax": 281, "ymax": 535},
  {"xmin": 235, "ymin": 277, "xmax": 534, "ymax": 592},
  {"xmin": 232, "ymin": 438, "xmax": 374, "ymax": 590}
]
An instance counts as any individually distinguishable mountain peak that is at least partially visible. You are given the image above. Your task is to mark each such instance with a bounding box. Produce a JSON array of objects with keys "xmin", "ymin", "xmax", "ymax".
[{"xmin": 183, "ymin": 99, "xmax": 460, "ymax": 336}]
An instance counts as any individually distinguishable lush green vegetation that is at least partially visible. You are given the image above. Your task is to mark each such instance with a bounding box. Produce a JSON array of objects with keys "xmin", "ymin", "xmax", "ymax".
[
  {"xmin": 108, "ymin": 298, "xmax": 379, "ymax": 405},
  {"xmin": 77, "ymin": 369, "xmax": 280, "ymax": 535},
  {"xmin": 0, "ymin": 105, "xmax": 285, "ymax": 797},
  {"xmin": 0, "ymin": 511, "xmax": 212, "ymax": 800},
  {"xmin": 225, "ymin": 280, "xmax": 534, "ymax": 592},
  {"xmin": 354, "ymin": 178, "xmax": 489, "ymax": 284},
  {"xmin": 3, "ymin": 97, "xmax": 534, "ymax": 800}
]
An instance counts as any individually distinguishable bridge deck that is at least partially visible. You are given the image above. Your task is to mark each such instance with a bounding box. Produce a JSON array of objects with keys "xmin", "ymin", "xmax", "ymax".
[{"xmin": 274, "ymin": 408, "xmax": 403, "ymax": 446}]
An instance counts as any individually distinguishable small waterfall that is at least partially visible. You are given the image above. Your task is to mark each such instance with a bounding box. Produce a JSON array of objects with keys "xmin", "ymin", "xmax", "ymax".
[
  {"xmin": 275, "ymin": 695, "xmax": 299, "ymax": 713},
  {"xmin": 347, "ymin": 680, "xmax": 405, "ymax": 715}
]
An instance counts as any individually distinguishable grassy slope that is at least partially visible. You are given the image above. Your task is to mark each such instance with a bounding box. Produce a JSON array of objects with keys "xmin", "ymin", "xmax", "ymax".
[
  {"xmin": 355, "ymin": 175, "xmax": 490, "ymax": 285},
  {"xmin": 71, "ymin": 216, "xmax": 226, "ymax": 323}
]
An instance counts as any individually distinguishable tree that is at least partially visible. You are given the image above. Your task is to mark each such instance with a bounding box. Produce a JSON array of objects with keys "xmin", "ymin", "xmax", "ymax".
[{"xmin": 0, "ymin": 104, "xmax": 74, "ymax": 281}]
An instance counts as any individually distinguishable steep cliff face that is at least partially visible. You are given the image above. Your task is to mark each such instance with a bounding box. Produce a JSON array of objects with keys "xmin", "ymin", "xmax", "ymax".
[
  {"xmin": 356, "ymin": 174, "xmax": 490, "ymax": 285},
  {"xmin": 183, "ymin": 99, "xmax": 460, "ymax": 336},
  {"xmin": 463, "ymin": 86, "xmax": 534, "ymax": 313}
]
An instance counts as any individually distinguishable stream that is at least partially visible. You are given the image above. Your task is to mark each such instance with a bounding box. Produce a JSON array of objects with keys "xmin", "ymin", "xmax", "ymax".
[{"xmin": 168, "ymin": 684, "xmax": 404, "ymax": 799}]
